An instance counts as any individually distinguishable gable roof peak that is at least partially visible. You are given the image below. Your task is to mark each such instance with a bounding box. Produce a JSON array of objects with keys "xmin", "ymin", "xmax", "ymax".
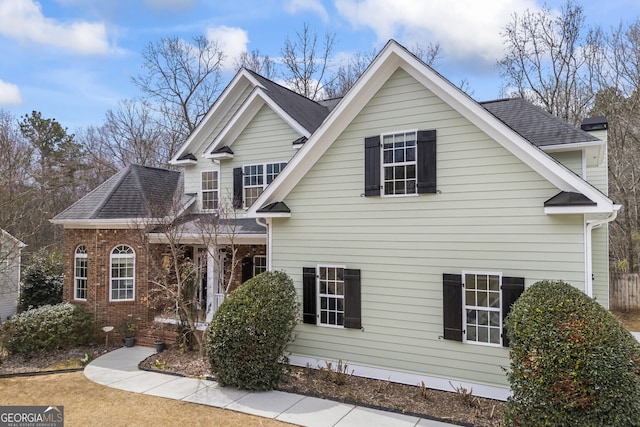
[{"xmin": 247, "ymin": 38, "xmax": 615, "ymax": 216}]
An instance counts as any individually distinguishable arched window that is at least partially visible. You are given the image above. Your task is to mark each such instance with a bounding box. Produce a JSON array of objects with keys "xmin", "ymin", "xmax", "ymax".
[
  {"xmin": 74, "ymin": 245, "xmax": 88, "ymax": 300},
  {"xmin": 110, "ymin": 245, "xmax": 135, "ymax": 301}
]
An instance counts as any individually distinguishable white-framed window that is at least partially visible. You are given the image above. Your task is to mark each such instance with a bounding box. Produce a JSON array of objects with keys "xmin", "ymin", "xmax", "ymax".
[
  {"xmin": 110, "ymin": 245, "xmax": 135, "ymax": 301},
  {"xmin": 243, "ymin": 162, "xmax": 287, "ymax": 208},
  {"xmin": 201, "ymin": 170, "xmax": 219, "ymax": 211},
  {"xmin": 463, "ymin": 272, "xmax": 502, "ymax": 346},
  {"xmin": 317, "ymin": 265, "xmax": 345, "ymax": 327},
  {"xmin": 382, "ymin": 131, "xmax": 417, "ymax": 196},
  {"xmin": 74, "ymin": 245, "xmax": 88, "ymax": 300},
  {"xmin": 253, "ymin": 255, "xmax": 267, "ymax": 276}
]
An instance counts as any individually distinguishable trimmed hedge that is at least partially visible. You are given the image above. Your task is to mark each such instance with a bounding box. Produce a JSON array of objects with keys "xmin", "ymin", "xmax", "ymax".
[
  {"xmin": 504, "ymin": 280, "xmax": 640, "ymax": 426},
  {"xmin": 0, "ymin": 303, "xmax": 97, "ymax": 356},
  {"xmin": 207, "ymin": 271, "xmax": 299, "ymax": 390}
]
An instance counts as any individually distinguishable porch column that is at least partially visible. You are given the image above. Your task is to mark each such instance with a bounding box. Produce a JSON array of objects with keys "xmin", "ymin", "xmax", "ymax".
[{"xmin": 205, "ymin": 245, "xmax": 216, "ymax": 323}]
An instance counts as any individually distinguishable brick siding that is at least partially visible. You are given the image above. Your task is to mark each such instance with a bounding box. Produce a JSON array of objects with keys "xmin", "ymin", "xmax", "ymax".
[{"xmin": 63, "ymin": 227, "xmax": 266, "ymax": 342}]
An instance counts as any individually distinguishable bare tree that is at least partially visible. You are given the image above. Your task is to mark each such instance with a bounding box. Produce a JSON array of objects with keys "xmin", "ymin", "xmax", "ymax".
[
  {"xmin": 132, "ymin": 35, "xmax": 225, "ymax": 142},
  {"xmin": 498, "ymin": 0, "xmax": 596, "ymax": 125},
  {"xmin": 234, "ymin": 49, "xmax": 277, "ymax": 80},
  {"xmin": 323, "ymin": 43, "xmax": 443, "ymax": 99},
  {"xmin": 87, "ymin": 99, "xmax": 173, "ymax": 169},
  {"xmin": 281, "ymin": 23, "xmax": 336, "ymax": 100},
  {"xmin": 0, "ymin": 110, "xmax": 34, "ymax": 240},
  {"xmin": 143, "ymin": 190, "xmax": 243, "ymax": 355},
  {"xmin": 589, "ymin": 20, "xmax": 640, "ymax": 272},
  {"xmin": 323, "ymin": 49, "xmax": 377, "ymax": 99}
]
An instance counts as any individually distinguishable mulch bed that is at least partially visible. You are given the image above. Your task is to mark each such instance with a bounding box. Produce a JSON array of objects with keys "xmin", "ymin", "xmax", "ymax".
[{"xmin": 139, "ymin": 347, "xmax": 505, "ymax": 426}]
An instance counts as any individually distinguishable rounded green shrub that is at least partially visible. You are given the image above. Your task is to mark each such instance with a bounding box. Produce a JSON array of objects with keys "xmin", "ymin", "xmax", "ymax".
[
  {"xmin": 0, "ymin": 303, "xmax": 98, "ymax": 356},
  {"xmin": 207, "ymin": 271, "xmax": 299, "ymax": 390},
  {"xmin": 504, "ymin": 280, "xmax": 640, "ymax": 426}
]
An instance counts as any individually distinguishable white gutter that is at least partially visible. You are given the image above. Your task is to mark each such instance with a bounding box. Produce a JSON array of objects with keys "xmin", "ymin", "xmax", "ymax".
[{"xmin": 584, "ymin": 206, "xmax": 620, "ymax": 297}]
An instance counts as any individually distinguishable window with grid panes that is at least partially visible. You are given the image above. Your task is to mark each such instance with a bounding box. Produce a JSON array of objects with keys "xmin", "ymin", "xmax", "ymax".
[
  {"xmin": 201, "ymin": 171, "xmax": 219, "ymax": 210},
  {"xmin": 243, "ymin": 162, "xmax": 287, "ymax": 208},
  {"xmin": 382, "ymin": 131, "xmax": 417, "ymax": 195},
  {"xmin": 463, "ymin": 272, "xmax": 502, "ymax": 345},
  {"xmin": 74, "ymin": 245, "xmax": 87, "ymax": 300},
  {"xmin": 253, "ymin": 255, "xmax": 267, "ymax": 276},
  {"xmin": 318, "ymin": 266, "xmax": 345, "ymax": 327},
  {"xmin": 110, "ymin": 245, "xmax": 135, "ymax": 301}
]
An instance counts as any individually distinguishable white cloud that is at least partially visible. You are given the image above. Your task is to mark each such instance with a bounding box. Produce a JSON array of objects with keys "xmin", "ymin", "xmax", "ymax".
[
  {"xmin": 206, "ymin": 25, "xmax": 249, "ymax": 71},
  {"xmin": 335, "ymin": 0, "xmax": 539, "ymax": 67},
  {"xmin": 143, "ymin": 0, "xmax": 196, "ymax": 12},
  {"xmin": 0, "ymin": 80, "xmax": 22, "ymax": 105},
  {"xmin": 285, "ymin": 0, "xmax": 329, "ymax": 22},
  {"xmin": 0, "ymin": 0, "xmax": 110, "ymax": 54}
]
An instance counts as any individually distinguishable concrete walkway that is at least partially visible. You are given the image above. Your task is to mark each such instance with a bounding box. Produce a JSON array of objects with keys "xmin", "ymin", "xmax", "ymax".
[{"xmin": 85, "ymin": 346, "xmax": 459, "ymax": 427}]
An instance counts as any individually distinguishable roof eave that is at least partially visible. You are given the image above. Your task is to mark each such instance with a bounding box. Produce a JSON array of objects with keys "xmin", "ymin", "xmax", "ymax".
[
  {"xmin": 49, "ymin": 218, "xmax": 159, "ymax": 229},
  {"xmin": 204, "ymin": 88, "xmax": 309, "ymax": 157},
  {"xmin": 540, "ymin": 140, "xmax": 604, "ymax": 152},
  {"xmin": 170, "ymin": 69, "xmax": 256, "ymax": 163},
  {"xmin": 544, "ymin": 204, "xmax": 616, "ymax": 215},
  {"xmin": 169, "ymin": 158, "xmax": 198, "ymax": 166}
]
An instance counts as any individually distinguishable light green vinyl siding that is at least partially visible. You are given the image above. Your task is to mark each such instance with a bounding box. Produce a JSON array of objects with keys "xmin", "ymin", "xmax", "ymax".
[
  {"xmin": 218, "ymin": 104, "xmax": 301, "ymax": 209},
  {"xmin": 587, "ymin": 134, "xmax": 609, "ymax": 306},
  {"xmin": 271, "ymin": 68, "xmax": 586, "ymax": 388},
  {"xmin": 184, "ymin": 85, "xmax": 254, "ymax": 205},
  {"xmin": 550, "ymin": 151, "xmax": 582, "ymax": 176}
]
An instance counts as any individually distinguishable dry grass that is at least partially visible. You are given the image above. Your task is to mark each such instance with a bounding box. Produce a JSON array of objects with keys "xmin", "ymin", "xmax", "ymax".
[
  {"xmin": 611, "ymin": 310, "xmax": 640, "ymax": 332},
  {"xmin": 0, "ymin": 372, "xmax": 291, "ymax": 427}
]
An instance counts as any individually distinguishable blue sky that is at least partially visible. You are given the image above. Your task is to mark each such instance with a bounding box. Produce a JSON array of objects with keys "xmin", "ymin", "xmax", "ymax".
[{"xmin": 1, "ymin": 0, "xmax": 638, "ymax": 132}]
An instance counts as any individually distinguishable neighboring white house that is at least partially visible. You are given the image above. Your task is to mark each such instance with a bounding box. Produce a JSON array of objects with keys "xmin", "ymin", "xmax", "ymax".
[{"xmin": 0, "ymin": 229, "xmax": 26, "ymax": 321}]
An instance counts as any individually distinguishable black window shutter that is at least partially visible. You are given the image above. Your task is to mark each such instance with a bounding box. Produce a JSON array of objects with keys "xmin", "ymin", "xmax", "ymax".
[
  {"xmin": 343, "ymin": 269, "xmax": 361, "ymax": 329},
  {"xmin": 302, "ymin": 267, "xmax": 317, "ymax": 324},
  {"xmin": 364, "ymin": 136, "xmax": 381, "ymax": 196},
  {"xmin": 233, "ymin": 167, "xmax": 243, "ymax": 208},
  {"xmin": 417, "ymin": 130, "xmax": 437, "ymax": 194},
  {"xmin": 501, "ymin": 276, "xmax": 525, "ymax": 347},
  {"xmin": 241, "ymin": 257, "xmax": 253, "ymax": 283},
  {"xmin": 443, "ymin": 273, "xmax": 463, "ymax": 342}
]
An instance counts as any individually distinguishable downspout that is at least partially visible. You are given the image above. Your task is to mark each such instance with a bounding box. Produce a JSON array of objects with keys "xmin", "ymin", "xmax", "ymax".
[
  {"xmin": 255, "ymin": 217, "xmax": 271, "ymax": 270},
  {"xmin": 585, "ymin": 207, "xmax": 619, "ymax": 297}
]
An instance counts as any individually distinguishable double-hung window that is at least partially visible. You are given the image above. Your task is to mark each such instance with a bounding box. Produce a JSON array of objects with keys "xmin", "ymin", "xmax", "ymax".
[
  {"xmin": 382, "ymin": 131, "xmax": 417, "ymax": 195},
  {"xmin": 463, "ymin": 272, "xmax": 502, "ymax": 345},
  {"xmin": 443, "ymin": 272, "xmax": 524, "ymax": 347},
  {"xmin": 318, "ymin": 266, "xmax": 345, "ymax": 327},
  {"xmin": 110, "ymin": 245, "xmax": 135, "ymax": 301},
  {"xmin": 74, "ymin": 245, "xmax": 88, "ymax": 300},
  {"xmin": 302, "ymin": 265, "xmax": 361, "ymax": 329},
  {"xmin": 364, "ymin": 129, "xmax": 436, "ymax": 196},
  {"xmin": 201, "ymin": 171, "xmax": 219, "ymax": 211},
  {"xmin": 236, "ymin": 162, "xmax": 287, "ymax": 208}
]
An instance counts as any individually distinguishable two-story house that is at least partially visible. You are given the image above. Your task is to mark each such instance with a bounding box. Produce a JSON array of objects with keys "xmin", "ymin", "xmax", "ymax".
[{"xmin": 52, "ymin": 40, "xmax": 617, "ymax": 399}]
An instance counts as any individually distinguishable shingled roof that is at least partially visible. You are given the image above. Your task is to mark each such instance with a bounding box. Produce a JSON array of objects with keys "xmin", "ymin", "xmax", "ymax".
[
  {"xmin": 246, "ymin": 69, "xmax": 332, "ymax": 134},
  {"xmin": 481, "ymin": 98, "xmax": 599, "ymax": 148},
  {"xmin": 52, "ymin": 164, "xmax": 181, "ymax": 221}
]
